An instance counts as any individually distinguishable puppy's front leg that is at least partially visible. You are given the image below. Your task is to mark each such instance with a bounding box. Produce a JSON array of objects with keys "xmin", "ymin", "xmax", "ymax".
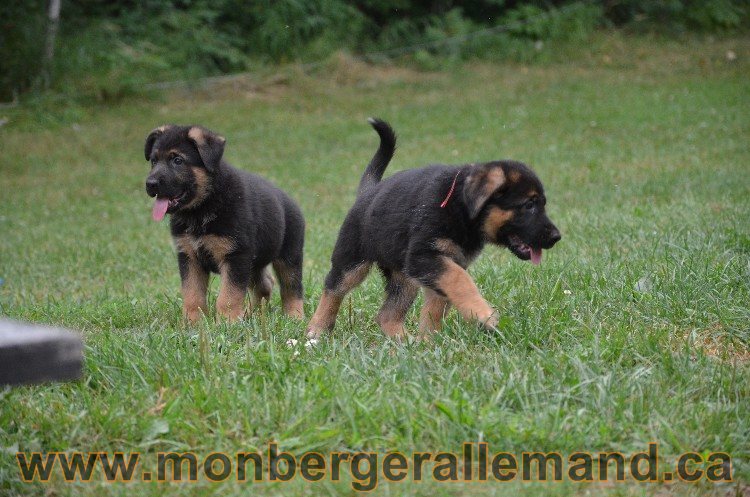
[
  {"xmin": 411, "ymin": 253, "xmax": 497, "ymax": 330},
  {"xmin": 178, "ymin": 252, "xmax": 209, "ymax": 324},
  {"xmin": 419, "ymin": 287, "xmax": 450, "ymax": 335},
  {"xmin": 216, "ymin": 256, "xmax": 250, "ymax": 322},
  {"xmin": 436, "ymin": 257, "xmax": 498, "ymax": 328},
  {"xmin": 436, "ymin": 257, "xmax": 497, "ymax": 328}
]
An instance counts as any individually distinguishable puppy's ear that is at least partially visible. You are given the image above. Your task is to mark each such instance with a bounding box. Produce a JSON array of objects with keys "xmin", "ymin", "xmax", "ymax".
[
  {"xmin": 144, "ymin": 125, "xmax": 170, "ymax": 161},
  {"xmin": 462, "ymin": 164, "xmax": 506, "ymax": 219},
  {"xmin": 187, "ymin": 126, "xmax": 226, "ymax": 173}
]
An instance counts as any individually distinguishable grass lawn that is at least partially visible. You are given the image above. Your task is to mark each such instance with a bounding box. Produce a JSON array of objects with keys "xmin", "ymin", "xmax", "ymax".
[{"xmin": 0, "ymin": 33, "xmax": 748, "ymax": 496}]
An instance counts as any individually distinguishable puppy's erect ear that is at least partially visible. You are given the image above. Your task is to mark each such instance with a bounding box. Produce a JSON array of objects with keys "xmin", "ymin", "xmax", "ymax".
[
  {"xmin": 462, "ymin": 163, "xmax": 506, "ymax": 219},
  {"xmin": 187, "ymin": 126, "xmax": 226, "ymax": 173},
  {"xmin": 144, "ymin": 125, "xmax": 171, "ymax": 161}
]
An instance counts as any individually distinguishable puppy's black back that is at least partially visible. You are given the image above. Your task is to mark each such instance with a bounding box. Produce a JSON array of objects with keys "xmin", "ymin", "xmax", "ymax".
[{"xmin": 356, "ymin": 166, "xmax": 479, "ymax": 269}]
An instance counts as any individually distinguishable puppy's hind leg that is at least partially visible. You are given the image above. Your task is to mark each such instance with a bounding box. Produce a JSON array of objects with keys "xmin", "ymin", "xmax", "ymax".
[
  {"xmin": 307, "ymin": 262, "xmax": 371, "ymax": 338},
  {"xmin": 272, "ymin": 259, "xmax": 304, "ymax": 319},
  {"xmin": 250, "ymin": 266, "xmax": 275, "ymax": 310},
  {"xmin": 376, "ymin": 269, "xmax": 419, "ymax": 339},
  {"xmin": 308, "ymin": 215, "xmax": 371, "ymax": 337},
  {"xmin": 274, "ymin": 200, "xmax": 305, "ymax": 319}
]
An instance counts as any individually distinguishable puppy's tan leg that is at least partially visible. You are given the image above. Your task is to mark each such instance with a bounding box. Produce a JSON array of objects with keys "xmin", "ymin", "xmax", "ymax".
[
  {"xmin": 272, "ymin": 260, "xmax": 304, "ymax": 319},
  {"xmin": 216, "ymin": 264, "xmax": 247, "ymax": 322},
  {"xmin": 251, "ymin": 267, "xmax": 274, "ymax": 310},
  {"xmin": 307, "ymin": 263, "xmax": 371, "ymax": 338},
  {"xmin": 376, "ymin": 271, "xmax": 419, "ymax": 338},
  {"xmin": 419, "ymin": 287, "xmax": 450, "ymax": 335},
  {"xmin": 434, "ymin": 257, "xmax": 498, "ymax": 329},
  {"xmin": 181, "ymin": 255, "xmax": 209, "ymax": 324}
]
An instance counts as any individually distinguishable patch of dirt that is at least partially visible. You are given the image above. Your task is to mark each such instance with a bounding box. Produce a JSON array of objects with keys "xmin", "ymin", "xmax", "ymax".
[{"xmin": 676, "ymin": 323, "xmax": 750, "ymax": 364}]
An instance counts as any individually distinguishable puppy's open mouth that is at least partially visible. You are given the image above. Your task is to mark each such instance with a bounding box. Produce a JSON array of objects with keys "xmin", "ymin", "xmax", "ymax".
[
  {"xmin": 151, "ymin": 192, "xmax": 186, "ymax": 222},
  {"xmin": 507, "ymin": 235, "xmax": 543, "ymax": 265}
]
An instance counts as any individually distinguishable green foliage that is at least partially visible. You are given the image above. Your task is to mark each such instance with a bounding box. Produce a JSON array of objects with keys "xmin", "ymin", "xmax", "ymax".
[
  {"xmin": 606, "ymin": 0, "xmax": 749, "ymax": 32},
  {"xmin": 0, "ymin": 0, "xmax": 47, "ymax": 101},
  {"xmin": 504, "ymin": 2, "xmax": 603, "ymax": 41},
  {"xmin": 236, "ymin": 0, "xmax": 368, "ymax": 61},
  {"xmin": 1, "ymin": 0, "xmax": 747, "ymax": 101}
]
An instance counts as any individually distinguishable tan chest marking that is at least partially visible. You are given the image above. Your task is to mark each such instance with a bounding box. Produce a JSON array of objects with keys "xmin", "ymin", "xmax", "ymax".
[
  {"xmin": 174, "ymin": 234, "xmax": 235, "ymax": 265},
  {"xmin": 434, "ymin": 238, "xmax": 483, "ymax": 268},
  {"xmin": 434, "ymin": 238, "xmax": 474, "ymax": 267}
]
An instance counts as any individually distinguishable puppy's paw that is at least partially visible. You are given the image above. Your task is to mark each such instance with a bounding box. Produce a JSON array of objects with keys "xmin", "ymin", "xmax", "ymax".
[
  {"xmin": 305, "ymin": 325, "xmax": 323, "ymax": 339},
  {"xmin": 283, "ymin": 298, "xmax": 305, "ymax": 320},
  {"xmin": 479, "ymin": 309, "xmax": 500, "ymax": 331},
  {"xmin": 183, "ymin": 306, "xmax": 207, "ymax": 325},
  {"xmin": 306, "ymin": 310, "xmax": 336, "ymax": 338}
]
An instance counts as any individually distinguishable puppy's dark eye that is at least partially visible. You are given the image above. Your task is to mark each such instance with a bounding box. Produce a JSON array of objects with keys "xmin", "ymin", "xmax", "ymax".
[
  {"xmin": 173, "ymin": 156, "xmax": 184, "ymax": 166},
  {"xmin": 150, "ymin": 158, "xmax": 157, "ymax": 167},
  {"xmin": 524, "ymin": 199, "xmax": 535, "ymax": 210}
]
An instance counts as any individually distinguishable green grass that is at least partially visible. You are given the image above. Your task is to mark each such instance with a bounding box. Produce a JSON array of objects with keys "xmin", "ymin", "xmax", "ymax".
[{"xmin": 0, "ymin": 33, "xmax": 748, "ymax": 496}]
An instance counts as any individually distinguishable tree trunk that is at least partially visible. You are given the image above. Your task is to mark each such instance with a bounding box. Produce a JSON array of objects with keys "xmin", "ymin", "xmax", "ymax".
[{"xmin": 42, "ymin": 0, "xmax": 61, "ymax": 88}]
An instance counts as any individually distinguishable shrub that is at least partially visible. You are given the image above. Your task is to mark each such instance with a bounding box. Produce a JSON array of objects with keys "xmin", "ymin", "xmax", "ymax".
[
  {"xmin": 0, "ymin": 0, "xmax": 47, "ymax": 101},
  {"xmin": 604, "ymin": 0, "xmax": 748, "ymax": 32},
  {"xmin": 1, "ymin": 0, "xmax": 747, "ymax": 101}
]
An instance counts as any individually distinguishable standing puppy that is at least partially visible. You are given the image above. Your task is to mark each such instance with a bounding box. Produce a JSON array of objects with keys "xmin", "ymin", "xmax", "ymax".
[
  {"xmin": 144, "ymin": 125, "xmax": 305, "ymax": 323},
  {"xmin": 307, "ymin": 119, "xmax": 561, "ymax": 338}
]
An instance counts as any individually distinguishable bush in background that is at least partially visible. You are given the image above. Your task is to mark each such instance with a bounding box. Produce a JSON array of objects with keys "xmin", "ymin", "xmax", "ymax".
[
  {"xmin": 606, "ymin": 0, "xmax": 748, "ymax": 32},
  {"xmin": 0, "ymin": 0, "xmax": 48, "ymax": 102},
  {"xmin": 0, "ymin": 0, "xmax": 747, "ymax": 102}
]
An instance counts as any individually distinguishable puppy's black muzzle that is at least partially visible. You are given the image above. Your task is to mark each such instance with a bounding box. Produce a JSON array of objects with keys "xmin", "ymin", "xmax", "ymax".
[
  {"xmin": 542, "ymin": 224, "xmax": 562, "ymax": 249},
  {"xmin": 145, "ymin": 177, "xmax": 160, "ymax": 197},
  {"xmin": 145, "ymin": 168, "xmax": 177, "ymax": 198}
]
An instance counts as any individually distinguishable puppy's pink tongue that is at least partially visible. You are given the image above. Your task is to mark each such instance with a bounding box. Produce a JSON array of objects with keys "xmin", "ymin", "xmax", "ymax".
[
  {"xmin": 530, "ymin": 248, "xmax": 542, "ymax": 265},
  {"xmin": 152, "ymin": 197, "xmax": 169, "ymax": 222}
]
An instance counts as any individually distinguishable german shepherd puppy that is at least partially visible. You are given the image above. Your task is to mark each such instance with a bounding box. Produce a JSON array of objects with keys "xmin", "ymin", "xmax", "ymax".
[
  {"xmin": 307, "ymin": 119, "xmax": 561, "ymax": 338},
  {"xmin": 144, "ymin": 125, "xmax": 305, "ymax": 323}
]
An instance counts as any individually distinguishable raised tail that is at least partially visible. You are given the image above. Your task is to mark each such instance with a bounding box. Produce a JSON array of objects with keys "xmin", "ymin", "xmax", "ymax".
[{"xmin": 357, "ymin": 118, "xmax": 396, "ymax": 194}]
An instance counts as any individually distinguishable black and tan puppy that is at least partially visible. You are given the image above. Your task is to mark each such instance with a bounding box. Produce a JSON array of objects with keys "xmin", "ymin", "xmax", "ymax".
[
  {"xmin": 144, "ymin": 124, "xmax": 305, "ymax": 323},
  {"xmin": 307, "ymin": 119, "xmax": 561, "ymax": 338}
]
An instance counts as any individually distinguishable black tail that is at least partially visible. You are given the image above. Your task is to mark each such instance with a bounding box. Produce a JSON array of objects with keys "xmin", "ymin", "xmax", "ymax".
[{"xmin": 357, "ymin": 118, "xmax": 396, "ymax": 194}]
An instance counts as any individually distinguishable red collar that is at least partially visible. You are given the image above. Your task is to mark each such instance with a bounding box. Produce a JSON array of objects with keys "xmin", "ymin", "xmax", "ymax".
[{"xmin": 440, "ymin": 170, "xmax": 461, "ymax": 208}]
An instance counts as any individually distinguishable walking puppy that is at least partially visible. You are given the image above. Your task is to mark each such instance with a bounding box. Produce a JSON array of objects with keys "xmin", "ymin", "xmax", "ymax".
[
  {"xmin": 144, "ymin": 124, "xmax": 305, "ymax": 323},
  {"xmin": 307, "ymin": 119, "xmax": 561, "ymax": 338}
]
